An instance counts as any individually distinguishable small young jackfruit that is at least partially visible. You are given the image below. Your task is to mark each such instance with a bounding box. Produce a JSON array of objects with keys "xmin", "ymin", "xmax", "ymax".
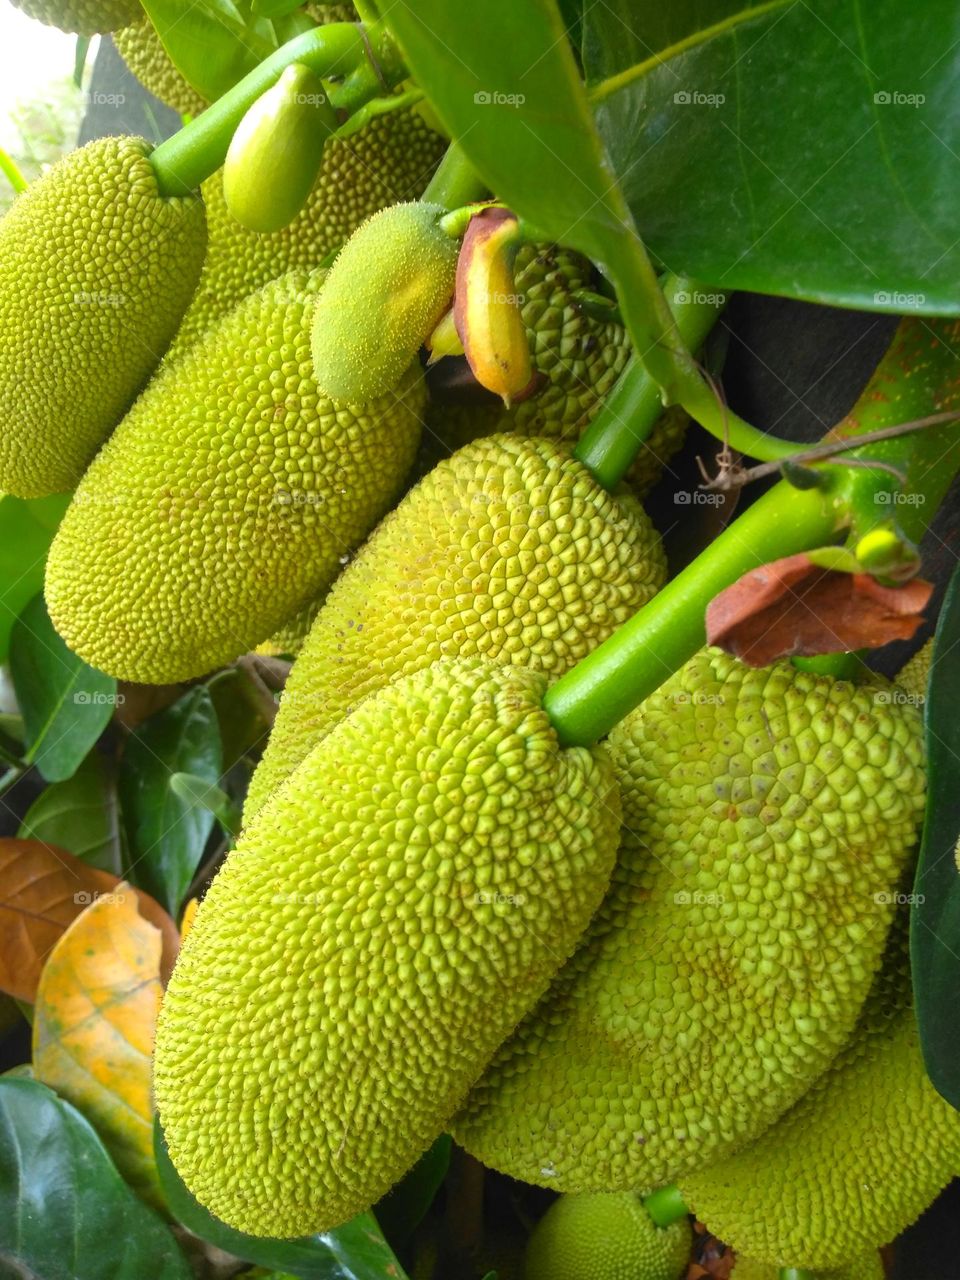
[
  {"xmin": 453, "ymin": 650, "xmax": 926, "ymax": 1193},
  {"xmin": 45, "ymin": 270, "xmax": 425, "ymax": 684},
  {"xmin": 154, "ymin": 657, "xmax": 621, "ymax": 1237},
  {"xmin": 0, "ymin": 136, "xmax": 206, "ymax": 498},
  {"xmin": 679, "ymin": 920, "xmax": 960, "ymax": 1269},
  {"xmin": 170, "ymin": 108, "xmax": 445, "ymax": 357},
  {"xmin": 114, "ymin": 18, "xmax": 207, "ymax": 117},
  {"xmin": 525, "ymin": 1193, "xmax": 691, "ymax": 1280},
  {"xmin": 732, "ymin": 1256, "xmax": 884, "ymax": 1280},
  {"xmin": 12, "ymin": 0, "xmax": 139, "ymax": 34},
  {"xmin": 310, "ymin": 202, "xmax": 459, "ymax": 403},
  {"xmin": 242, "ymin": 434, "xmax": 666, "ymax": 822}
]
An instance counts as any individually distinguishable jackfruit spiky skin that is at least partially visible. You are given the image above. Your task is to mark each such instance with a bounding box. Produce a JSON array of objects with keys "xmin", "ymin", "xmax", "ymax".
[
  {"xmin": 679, "ymin": 917, "xmax": 960, "ymax": 1269},
  {"xmin": 169, "ymin": 109, "xmax": 445, "ymax": 357},
  {"xmin": 242, "ymin": 434, "xmax": 666, "ymax": 822},
  {"xmin": 453, "ymin": 650, "xmax": 926, "ymax": 1193},
  {"xmin": 524, "ymin": 1193, "xmax": 691, "ymax": 1280},
  {"xmin": 310, "ymin": 202, "xmax": 459, "ymax": 404},
  {"xmin": 45, "ymin": 270, "xmax": 425, "ymax": 683},
  {"xmin": 0, "ymin": 136, "xmax": 206, "ymax": 498},
  {"xmin": 114, "ymin": 18, "xmax": 207, "ymax": 117},
  {"xmin": 11, "ymin": 0, "xmax": 139, "ymax": 34},
  {"xmin": 896, "ymin": 637, "xmax": 933, "ymax": 703},
  {"xmin": 732, "ymin": 1256, "xmax": 884, "ymax": 1280},
  {"xmin": 154, "ymin": 657, "xmax": 621, "ymax": 1237}
]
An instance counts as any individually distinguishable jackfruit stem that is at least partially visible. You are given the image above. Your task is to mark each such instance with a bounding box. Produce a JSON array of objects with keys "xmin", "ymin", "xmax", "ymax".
[
  {"xmin": 149, "ymin": 23, "xmax": 407, "ymax": 197},
  {"xmin": 0, "ymin": 148, "xmax": 27, "ymax": 195},
  {"xmin": 423, "ymin": 141, "xmax": 490, "ymax": 209},
  {"xmin": 779, "ymin": 1271, "xmax": 816, "ymax": 1280},
  {"xmin": 642, "ymin": 1183, "xmax": 689, "ymax": 1227},
  {"xmin": 574, "ymin": 275, "xmax": 727, "ymax": 489},
  {"xmin": 545, "ymin": 316, "xmax": 960, "ymax": 748}
]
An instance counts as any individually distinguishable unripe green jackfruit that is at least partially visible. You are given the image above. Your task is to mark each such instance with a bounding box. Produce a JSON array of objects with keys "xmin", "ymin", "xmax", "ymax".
[
  {"xmin": 12, "ymin": 0, "xmax": 139, "ymax": 34},
  {"xmin": 155, "ymin": 657, "xmax": 621, "ymax": 1237},
  {"xmin": 46, "ymin": 270, "xmax": 424, "ymax": 683},
  {"xmin": 732, "ymin": 1256, "xmax": 883, "ymax": 1280},
  {"xmin": 680, "ymin": 920, "xmax": 960, "ymax": 1268},
  {"xmin": 114, "ymin": 18, "xmax": 207, "ymax": 117},
  {"xmin": 310, "ymin": 202, "xmax": 459, "ymax": 403},
  {"xmin": 169, "ymin": 108, "xmax": 445, "ymax": 357},
  {"xmin": 0, "ymin": 136, "xmax": 206, "ymax": 498},
  {"xmin": 454, "ymin": 650, "xmax": 926, "ymax": 1193},
  {"xmin": 243, "ymin": 434, "xmax": 665, "ymax": 822},
  {"xmin": 525, "ymin": 1193, "xmax": 691, "ymax": 1280}
]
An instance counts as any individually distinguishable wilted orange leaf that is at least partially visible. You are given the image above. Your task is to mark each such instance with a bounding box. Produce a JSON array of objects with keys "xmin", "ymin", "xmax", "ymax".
[
  {"xmin": 0, "ymin": 838, "xmax": 179, "ymax": 1001},
  {"xmin": 179, "ymin": 896, "xmax": 199, "ymax": 941},
  {"xmin": 32, "ymin": 885, "xmax": 163, "ymax": 1207}
]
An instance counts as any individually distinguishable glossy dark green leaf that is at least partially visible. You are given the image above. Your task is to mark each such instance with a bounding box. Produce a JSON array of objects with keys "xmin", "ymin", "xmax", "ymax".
[
  {"xmin": 155, "ymin": 1121, "xmax": 410, "ymax": 1279},
  {"xmin": 0, "ymin": 494, "xmax": 70, "ymax": 661},
  {"xmin": 18, "ymin": 750, "xmax": 122, "ymax": 874},
  {"xmin": 9, "ymin": 594, "xmax": 116, "ymax": 783},
  {"xmin": 169, "ymin": 771, "xmax": 241, "ymax": 838},
  {"xmin": 0, "ymin": 1079, "xmax": 191, "ymax": 1280},
  {"xmin": 119, "ymin": 687, "xmax": 222, "ymax": 916},
  {"xmin": 584, "ymin": 0, "xmax": 960, "ymax": 311},
  {"xmin": 912, "ymin": 562, "xmax": 960, "ymax": 1108},
  {"xmin": 375, "ymin": 1134, "xmax": 451, "ymax": 1250}
]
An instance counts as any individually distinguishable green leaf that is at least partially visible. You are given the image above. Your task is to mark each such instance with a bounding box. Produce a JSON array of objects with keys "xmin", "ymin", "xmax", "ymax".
[
  {"xmin": 912, "ymin": 562, "xmax": 960, "ymax": 1108},
  {"xmin": 169, "ymin": 771, "xmax": 241, "ymax": 838},
  {"xmin": 119, "ymin": 687, "xmax": 223, "ymax": 916},
  {"xmin": 0, "ymin": 494, "xmax": 70, "ymax": 661},
  {"xmin": 155, "ymin": 1121, "xmax": 411, "ymax": 1279},
  {"xmin": 9, "ymin": 594, "xmax": 117, "ymax": 783},
  {"xmin": 18, "ymin": 750, "xmax": 122, "ymax": 874},
  {"xmin": 374, "ymin": 1134, "xmax": 451, "ymax": 1249},
  {"xmin": 584, "ymin": 0, "xmax": 960, "ymax": 312},
  {"xmin": 0, "ymin": 1079, "xmax": 191, "ymax": 1280}
]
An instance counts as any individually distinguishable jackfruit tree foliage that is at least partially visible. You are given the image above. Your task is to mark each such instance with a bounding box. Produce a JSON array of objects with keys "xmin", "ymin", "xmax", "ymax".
[
  {"xmin": 0, "ymin": 136, "xmax": 206, "ymax": 498},
  {"xmin": 155, "ymin": 657, "xmax": 621, "ymax": 1236},
  {"xmin": 525, "ymin": 1192, "xmax": 691, "ymax": 1280},
  {"xmin": 45, "ymin": 270, "xmax": 425, "ymax": 683},
  {"xmin": 454, "ymin": 650, "xmax": 926, "ymax": 1192},
  {"xmin": 680, "ymin": 918, "xmax": 960, "ymax": 1267},
  {"xmin": 243, "ymin": 433, "xmax": 666, "ymax": 821},
  {"xmin": 11, "ymin": 0, "xmax": 139, "ymax": 34}
]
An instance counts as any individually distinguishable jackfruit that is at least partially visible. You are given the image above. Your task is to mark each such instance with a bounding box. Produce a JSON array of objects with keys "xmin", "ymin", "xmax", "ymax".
[
  {"xmin": 896, "ymin": 637, "xmax": 933, "ymax": 703},
  {"xmin": 115, "ymin": 18, "xmax": 207, "ymax": 117},
  {"xmin": 154, "ymin": 657, "xmax": 621, "ymax": 1236},
  {"xmin": 0, "ymin": 135, "xmax": 206, "ymax": 498},
  {"xmin": 169, "ymin": 107, "xmax": 445, "ymax": 357},
  {"xmin": 310, "ymin": 202, "xmax": 459, "ymax": 404},
  {"xmin": 453, "ymin": 650, "xmax": 926, "ymax": 1193},
  {"xmin": 525, "ymin": 1193, "xmax": 691, "ymax": 1280},
  {"xmin": 679, "ymin": 918, "xmax": 960, "ymax": 1268},
  {"xmin": 732, "ymin": 1257, "xmax": 883, "ymax": 1280},
  {"xmin": 242, "ymin": 434, "xmax": 665, "ymax": 822},
  {"xmin": 11, "ymin": 0, "xmax": 139, "ymax": 34},
  {"xmin": 45, "ymin": 269, "xmax": 425, "ymax": 684}
]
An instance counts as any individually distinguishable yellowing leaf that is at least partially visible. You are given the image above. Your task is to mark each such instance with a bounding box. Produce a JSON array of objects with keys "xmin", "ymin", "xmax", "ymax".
[
  {"xmin": 32, "ymin": 885, "xmax": 163, "ymax": 1208},
  {"xmin": 179, "ymin": 897, "xmax": 199, "ymax": 941}
]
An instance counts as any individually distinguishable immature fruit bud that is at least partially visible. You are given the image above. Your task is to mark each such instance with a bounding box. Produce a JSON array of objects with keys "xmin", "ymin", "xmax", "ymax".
[
  {"xmin": 310, "ymin": 201, "xmax": 459, "ymax": 403},
  {"xmin": 525, "ymin": 1192, "xmax": 691, "ymax": 1280},
  {"xmin": 223, "ymin": 64, "xmax": 337, "ymax": 234}
]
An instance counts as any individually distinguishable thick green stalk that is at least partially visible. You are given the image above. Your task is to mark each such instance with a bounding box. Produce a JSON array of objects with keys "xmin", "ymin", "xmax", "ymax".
[
  {"xmin": 780, "ymin": 1270, "xmax": 816, "ymax": 1280},
  {"xmin": 0, "ymin": 147, "xmax": 27, "ymax": 195},
  {"xmin": 642, "ymin": 1184, "xmax": 688, "ymax": 1228},
  {"xmin": 423, "ymin": 142, "xmax": 490, "ymax": 209},
  {"xmin": 545, "ymin": 317, "xmax": 960, "ymax": 748}
]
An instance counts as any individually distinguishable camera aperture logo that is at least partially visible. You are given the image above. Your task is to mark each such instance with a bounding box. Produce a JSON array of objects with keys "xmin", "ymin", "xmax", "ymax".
[
  {"xmin": 674, "ymin": 89, "xmax": 725, "ymax": 108},
  {"xmin": 474, "ymin": 90, "xmax": 525, "ymax": 107}
]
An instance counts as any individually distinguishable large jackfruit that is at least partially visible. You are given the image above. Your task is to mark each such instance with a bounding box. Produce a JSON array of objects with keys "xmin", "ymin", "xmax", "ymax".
[
  {"xmin": 11, "ymin": 0, "xmax": 139, "ymax": 34},
  {"xmin": 169, "ymin": 108, "xmax": 445, "ymax": 356},
  {"xmin": 525, "ymin": 1193, "xmax": 691, "ymax": 1280},
  {"xmin": 453, "ymin": 650, "xmax": 926, "ymax": 1192},
  {"xmin": 0, "ymin": 136, "xmax": 206, "ymax": 498},
  {"xmin": 243, "ymin": 434, "xmax": 665, "ymax": 822},
  {"xmin": 732, "ymin": 1255, "xmax": 883, "ymax": 1280},
  {"xmin": 45, "ymin": 270, "xmax": 424, "ymax": 683},
  {"xmin": 154, "ymin": 657, "xmax": 621, "ymax": 1237},
  {"xmin": 679, "ymin": 920, "xmax": 960, "ymax": 1268},
  {"xmin": 114, "ymin": 18, "xmax": 207, "ymax": 117}
]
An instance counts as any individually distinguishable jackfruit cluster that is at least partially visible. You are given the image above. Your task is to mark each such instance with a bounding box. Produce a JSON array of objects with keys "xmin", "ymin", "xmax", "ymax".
[
  {"xmin": 680, "ymin": 917, "xmax": 960, "ymax": 1268},
  {"xmin": 453, "ymin": 650, "xmax": 926, "ymax": 1193},
  {"xmin": 155, "ymin": 657, "xmax": 621, "ymax": 1237},
  {"xmin": 46, "ymin": 270, "xmax": 425, "ymax": 683},
  {"xmin": 11, "ymin": 0, "xmax": 139, "ymax": 34},
  {"xmin": 0, "ymin": 136, "xmax": 206, "ymax": 497},
  {"xmin": 243, "ymin": 434, "xmax": 666, "ymax": 821},
  {"xmin": 525, "ymin": 1193, "xmax": 691, "ymax": 1280},
  {"xmin": 732, "ymin": 1256, "xmax": 884, "ymax": 1280},
  {"xmin": 114, "ymin": 18, "xmax": 207, "ymax": 117}
]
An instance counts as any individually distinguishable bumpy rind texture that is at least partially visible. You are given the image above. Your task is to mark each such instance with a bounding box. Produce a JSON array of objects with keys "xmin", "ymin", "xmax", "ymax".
[
  {"xmin": 680, "ymin": 919, "xmax": 960, "ymax": 1268},
  {"xmin": 46, "ymin": 270, "xmax": 425, "ymax": 683},
  {"xmin": 732, "ymin": 1254, "xmax": 883, "ymax": 1280},
  {"xmin": 155, "ymin": 657, "xmax": 621, "ymax": 1236},
  {"xmin": 169, "ymin": 108, "xmax": 445, "ymax": 357},
  {"xmin": 896, "ymin": 637, "xmax": 933, "ymax": 703},
  {"xmin": 114, "ymin": 18, "xmax": 208, "ymax": 117},
  {"xmin": 0, "ymin": 136, "xmax": 206, "ymax": 498},
  {"xmin": 525, "ymin": 1193, "xmax": 691, "ymax": 1280},
  {"xmin": 243, "ymin": 434, "xmax": 665, "ymax": 822},
  {"xmin": 423, "ymin": 245, "xmax": 687, "ymax": 496},
  {"xmin": 453, "ymin": 651, "xmax": 926, "ymax": 1192},
  {"xmin": 310, "ymin": 202, "xmax": 459, "ymax": 404},
  {"xmin": 12, "ymin": 0, "xmax": 138, "ymax": 33}
]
